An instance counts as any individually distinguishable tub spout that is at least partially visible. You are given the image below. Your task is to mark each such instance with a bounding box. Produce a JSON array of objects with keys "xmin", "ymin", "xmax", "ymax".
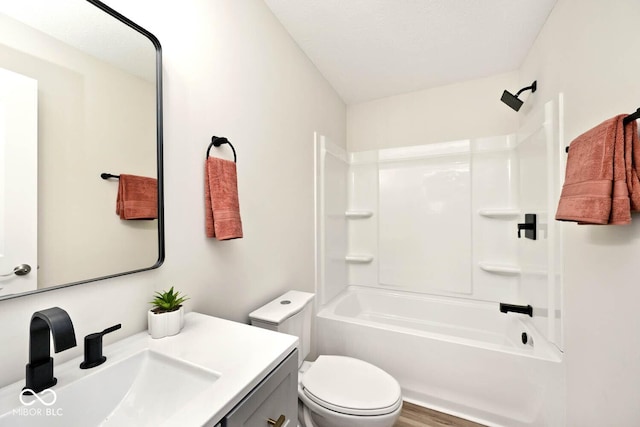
[{"xmin": 499, "ymin": 303, "xmax": 533, "ymax": 317}]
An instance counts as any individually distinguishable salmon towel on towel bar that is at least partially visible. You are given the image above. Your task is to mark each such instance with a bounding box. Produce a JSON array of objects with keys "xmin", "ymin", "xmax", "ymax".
[
  {"xmin": 556, "ymin": 114, "xmax": 640, "ymax": 224},
  {"xmin": 204, "ymin": 157, "xmax": 243, "ymax": 239}
]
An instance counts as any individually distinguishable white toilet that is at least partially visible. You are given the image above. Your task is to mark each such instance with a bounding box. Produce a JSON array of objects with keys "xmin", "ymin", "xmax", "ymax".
[{"xmin": 249, "ymin": 291, "xmax": 402, "ymax": 427}]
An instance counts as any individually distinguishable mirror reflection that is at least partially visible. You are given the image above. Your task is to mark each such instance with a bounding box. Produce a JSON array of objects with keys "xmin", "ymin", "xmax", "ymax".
[{"xmin": 0, "ymin": 0, "xmax": 163, "ymax": 299}]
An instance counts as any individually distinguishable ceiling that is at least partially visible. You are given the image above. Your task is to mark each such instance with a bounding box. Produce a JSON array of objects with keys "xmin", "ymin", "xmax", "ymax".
[{"xmin": 263, "ymin": 0, "xmax": 557, "ymax": 105}]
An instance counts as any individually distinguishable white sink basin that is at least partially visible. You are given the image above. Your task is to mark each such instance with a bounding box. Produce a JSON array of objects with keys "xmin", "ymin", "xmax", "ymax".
[
  {"xmin": 0, "ymin": 312, "xmax": 297, "ymax": 427},
  {"xmin": 0, "ymin": 349, "xmax": 219, "ymax": 426}
]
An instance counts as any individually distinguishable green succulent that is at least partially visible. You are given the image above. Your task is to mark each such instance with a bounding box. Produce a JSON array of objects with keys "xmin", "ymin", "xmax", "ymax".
[{"xmin": 150, "ymin": 286, "xmax": 189, "ymax": 313}]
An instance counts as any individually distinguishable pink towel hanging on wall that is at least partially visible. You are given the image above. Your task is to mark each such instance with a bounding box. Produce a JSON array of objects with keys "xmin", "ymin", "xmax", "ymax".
[
  {"xmin": 204, "ymin": 136, "xmax": 243, "ymax": 240},
  {"xmin": 556, "ymin": 112, "xmax": 640, "ymax": 224}
]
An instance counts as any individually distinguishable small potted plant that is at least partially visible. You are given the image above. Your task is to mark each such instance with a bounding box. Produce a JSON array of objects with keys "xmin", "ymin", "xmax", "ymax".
[{"xmin": 148, "ymin": 286, "xmax": 189, "ymax": 339}]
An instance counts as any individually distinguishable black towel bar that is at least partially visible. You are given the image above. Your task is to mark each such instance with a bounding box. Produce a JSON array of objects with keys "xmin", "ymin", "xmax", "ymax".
[
  {"xmin": 565, "ymin": 108, "xmax": 640, "ymax": 153},
  {"xmin": 101, "ymin": 173, "xmax": 120, "ymax": 180},
  {"xmin": 623, "ymin": 108, "xmax": 640, "ymax": 125},
  {"xmin": 207, "ymin": 136, "xmax": 237, "ymax": 163}
]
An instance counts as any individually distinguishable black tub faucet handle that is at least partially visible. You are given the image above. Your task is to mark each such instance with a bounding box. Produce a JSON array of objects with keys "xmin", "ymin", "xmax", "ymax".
[{"xmin": 517, "ymin": 213, "xmax": 537, "ymax": 240}]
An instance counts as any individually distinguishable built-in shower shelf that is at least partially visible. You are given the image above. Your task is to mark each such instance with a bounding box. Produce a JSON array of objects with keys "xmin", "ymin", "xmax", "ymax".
[
  {"xmin": 478, "ymin": 262, "xmax": 521, "ymax": 275},
  {"xmin": 478, "ymin": 209, "xmax": 520, "ymax": 218},
  {"xmin": 345, "ymin": 210, "xmax": 373, "ymax": 219},
  {"xmin": 345, "ymin": 255, "xmax": 374, "ymax": 264}
]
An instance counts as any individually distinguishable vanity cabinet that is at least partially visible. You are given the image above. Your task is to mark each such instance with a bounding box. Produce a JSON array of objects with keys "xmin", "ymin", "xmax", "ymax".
[{"xmin": 221, "ymin": 349, "xmax": 298, "ymax": 427}]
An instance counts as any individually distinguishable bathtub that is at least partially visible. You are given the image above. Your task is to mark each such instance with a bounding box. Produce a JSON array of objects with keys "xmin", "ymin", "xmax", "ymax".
[{"xmin": 316, "ymin": 286, "xmax": 564, "ymax": 427}]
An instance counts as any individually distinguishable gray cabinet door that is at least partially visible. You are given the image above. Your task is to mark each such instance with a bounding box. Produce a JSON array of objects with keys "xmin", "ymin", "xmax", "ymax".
[{"xmin": 224, "ymin": 350, "xmax": 298, "ymax": 427}]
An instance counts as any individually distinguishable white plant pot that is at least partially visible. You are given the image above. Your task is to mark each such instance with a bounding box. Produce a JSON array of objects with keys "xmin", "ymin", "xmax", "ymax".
[{"xmin": 148, "ymin": 306, "xmax": 184, "ymax": 339}]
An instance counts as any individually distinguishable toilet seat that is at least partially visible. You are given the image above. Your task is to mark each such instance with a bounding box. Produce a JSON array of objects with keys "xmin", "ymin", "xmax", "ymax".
[{"xmin": 301, "ymin": 355, "xmax": 402, "ymax": 416}]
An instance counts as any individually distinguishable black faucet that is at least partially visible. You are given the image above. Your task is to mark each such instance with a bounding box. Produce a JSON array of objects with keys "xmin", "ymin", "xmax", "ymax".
[
  {"xmin": 25, "ymin": 307, "xmax": 77, "ymax": 394},
  {"xmin": 499, "ymin": 303, "xmax": 533, "ymax": 317}
]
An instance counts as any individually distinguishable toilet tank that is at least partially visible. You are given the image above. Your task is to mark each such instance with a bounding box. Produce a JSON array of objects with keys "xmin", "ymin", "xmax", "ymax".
[{"xmin": 249, "ymin": 291, "xmax": 314, "ymax": 367}]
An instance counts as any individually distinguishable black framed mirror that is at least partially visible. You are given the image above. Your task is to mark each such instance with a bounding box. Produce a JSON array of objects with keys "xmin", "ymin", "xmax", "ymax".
[{"xmin": 0, "ymin": 0, "xmax": 164, "ymax": 300}]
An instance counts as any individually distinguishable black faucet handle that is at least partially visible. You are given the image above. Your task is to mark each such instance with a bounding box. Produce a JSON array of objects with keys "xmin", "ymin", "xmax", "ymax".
[
  {"xmin": 100, "ymin": 324, "xmax": 122, "ymax": 336},
  {"xmin": 517, "ymin": 213, "xmax": 537, "ymax": 240},
  {"xmin": 79, "ymin": 323, "xmax": 121, "ymax": 369},
  {"xmin": 517, "ymin": 223, "xmax": 533, "ymax": 237}
]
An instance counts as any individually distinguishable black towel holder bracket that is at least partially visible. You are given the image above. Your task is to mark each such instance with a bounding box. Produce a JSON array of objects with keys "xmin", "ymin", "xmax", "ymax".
[
  {"xmin": 101, "ymin": 173, "xmax": 120, "ymax": 180},
  {"xmin": 565, "ymin": 108, "xmax": 640, "ymax": 153},
  {"xmin": 207, "ymin": 136, "xmax": 237, "ymax": 163},
  {"xmin": 623, "ymin": 108, "xmax": 640, "ymax": 125}
]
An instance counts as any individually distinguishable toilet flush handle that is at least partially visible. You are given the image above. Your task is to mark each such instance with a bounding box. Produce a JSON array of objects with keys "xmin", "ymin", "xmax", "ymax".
[{"xmin": 267, "ymin": 415, "xmax": 285, "ymax": 427}]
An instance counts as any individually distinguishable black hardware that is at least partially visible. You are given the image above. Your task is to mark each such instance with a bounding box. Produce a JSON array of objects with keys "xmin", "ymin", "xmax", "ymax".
[
  {"xmin": 207, "ymin": 136, "xmax": 237, "ymax": 163},
  {"xmin": 499, "ymin": 303, "xmax": 533, "ymax": 317},
  {"xmin": 501, "ymin": 81, "xmax": 537, "ymax": 112},
  {"xmin": 623, "ymin": 108, "xmax": 640, "ymax": 125},
  {"xmin": 566, "ymin": 109, "xmax": 640, "ymax": 153},
  {"xmin": 517, "ymin": 213, "xmax": 537, "ymax": 240},
  {"xmin": 521, "ymin": 332, "xmax": 529, "ymax": 344},
  {"xmin": 100, "ymin": 173, "xmax": 120, "ymax": 180},
  {"xmin": 25, "ymin": 308, "xmax": 77, "ymax": 394},
  {"xmin": 80, "ymin": 324, "xmax": 122, "ymax": 369}
]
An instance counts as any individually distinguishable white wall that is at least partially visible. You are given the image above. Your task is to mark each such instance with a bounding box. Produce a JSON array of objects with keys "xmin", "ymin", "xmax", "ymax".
[
  {"xmin": 519, "ymin": 0, "xmax": 640, "ymax": 424},
  {"xmin": 347, "ymin": 71, "xmax": 519, "ymax": 152},
  {"xmin": 0, "ymin": 0, "xmax": 345, "ymax": 387}
]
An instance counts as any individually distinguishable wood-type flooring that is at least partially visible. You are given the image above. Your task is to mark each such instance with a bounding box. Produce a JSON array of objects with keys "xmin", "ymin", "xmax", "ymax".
[{"xmin": 393, "ymin": 402, "xmax": 487, "ymax": 427}]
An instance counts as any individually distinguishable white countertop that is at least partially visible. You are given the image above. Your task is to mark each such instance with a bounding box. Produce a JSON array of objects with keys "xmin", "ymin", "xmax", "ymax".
[{"xmin": 0, "ymin": 312, "xmax": 298, "ymax": 426}]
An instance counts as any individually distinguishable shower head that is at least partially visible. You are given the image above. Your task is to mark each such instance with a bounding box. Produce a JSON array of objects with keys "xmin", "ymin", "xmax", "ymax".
[
  {"xmin": 501, "ymin": 81, "xmax": 537, "ymax": 112},
  {"xmin": 501, "ymin": 90, "xmax": 524, "ymax": 111}
]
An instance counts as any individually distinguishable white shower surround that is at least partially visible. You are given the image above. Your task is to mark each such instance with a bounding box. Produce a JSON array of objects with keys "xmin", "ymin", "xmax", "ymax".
[
  {"xmin": 377, "ymin": 140, "xmax": 472, "ymax": 295},
  {"xmin": 319, "ymin": 132, "xmax": 557, "ymax": 306}
]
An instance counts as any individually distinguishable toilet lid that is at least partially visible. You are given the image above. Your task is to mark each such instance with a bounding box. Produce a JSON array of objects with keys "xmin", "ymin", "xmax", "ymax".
[{"xmin": 301, "ymin": 355, "xmax": 401, "ymax": 416}]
